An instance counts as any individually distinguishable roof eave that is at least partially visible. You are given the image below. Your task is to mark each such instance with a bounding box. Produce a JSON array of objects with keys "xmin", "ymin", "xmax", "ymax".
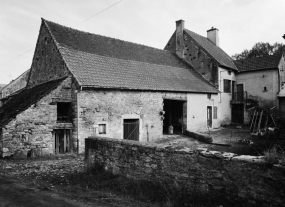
[
  {"xmin": 81, "ymin": 85, "xmax": 218, "ymax": 94},
  {"xmin": 238, "ymin": 67, "xmax": 278, "ymax": 73}
]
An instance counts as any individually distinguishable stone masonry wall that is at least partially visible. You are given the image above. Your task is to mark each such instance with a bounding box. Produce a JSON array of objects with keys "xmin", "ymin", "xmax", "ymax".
[
  {"xmin": 165, "ymin": 31, "xmax": 219, "ymax": 87},
  {"xmin": 28, "ymin": 20, "xmax": 70, "ymax": 88},
  {"xmin": 1, "ymin": 78, "xmax": 77, "ymax": 157},
  {"xmin": 86, "ymin": 137, "xmax": 285, "ymax": 207},
  {"xmin": 78, "ymin": 90, "xmax": 187, "ymax": 152}
]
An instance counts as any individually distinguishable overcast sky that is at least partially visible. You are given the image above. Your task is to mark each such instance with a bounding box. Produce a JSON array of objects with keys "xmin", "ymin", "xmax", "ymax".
[{"xmin": 1, "ymin": 0, "xmax": 285, "ymax": 84}]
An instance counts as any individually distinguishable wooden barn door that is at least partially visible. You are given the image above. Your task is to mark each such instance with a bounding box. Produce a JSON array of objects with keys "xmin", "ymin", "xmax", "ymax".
[
  {"xmin": 123, "ymin": 119, "xmax": 139, "ymax": 141},
  {"xmin": 54, "ymin": 129, "xmax": 71, "ymax": 154}
]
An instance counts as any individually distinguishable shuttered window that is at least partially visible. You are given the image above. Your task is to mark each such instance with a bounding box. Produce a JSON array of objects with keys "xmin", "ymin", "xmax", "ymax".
[
  {"xmin": 223, "ymin": 79, "xmax": 231, "ymax": 93},
  {"xmin": 213, "ymin": 106, "xmax": 218, "ymax": 119}
]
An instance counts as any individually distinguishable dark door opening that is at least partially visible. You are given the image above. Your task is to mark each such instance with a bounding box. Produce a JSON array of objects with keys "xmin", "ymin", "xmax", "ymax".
[
  {"xmin": 207, "ymin": 106, "xmax": 212, "ymax": 127},
  {"xmin": 163, "ymin": 99, "xmax": 185, "ymax": 134},
  {"xmin": 123, "ymin": 119, "xmax": 139, "ymax": 141},
  {"xmin": 236, "ymin": 84, "xmax": 244, "ymax": 102},
  {"xmin": 54, "ymin": 129, "xmax": 71, "ymax": 154},
  {"xmin": 232, "ymin": 104, "xmax": 244, "ymax": 125}
]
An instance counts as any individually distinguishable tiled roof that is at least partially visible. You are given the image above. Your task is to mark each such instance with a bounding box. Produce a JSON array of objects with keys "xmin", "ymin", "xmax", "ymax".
[
  {"xmin": 184, "ymin": 29, "xmax": 238, "ymax": 71},
  {"xmin": 59, "ymin": 46, "xmax": 217, "ymax": 93},
  {"xmin": 44, "ymin": 19, "xmax": 218, "ymax": 93},
  {"xmin": 234, "ymin": 53, "xmax": 283, "ymax": 72},
  {"xmin": 0, "ymin": 78, "xmax": 65, "ymax": 128}
]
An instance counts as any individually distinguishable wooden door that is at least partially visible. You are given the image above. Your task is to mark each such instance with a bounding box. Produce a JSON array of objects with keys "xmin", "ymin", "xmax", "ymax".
[
  {"xmin": 123, "ymin": 119, "xmax": 139, "ymax": 141},
  {"xmin": 54, "ymin": 129, "xmax": 71, "ymax": 154}
]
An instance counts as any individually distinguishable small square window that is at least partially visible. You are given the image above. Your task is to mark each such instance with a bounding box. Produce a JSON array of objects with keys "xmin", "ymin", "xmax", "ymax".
[
  {"xmin": 207, "ymin": 94, "xmax": 211, "ymax": 99},
  {"xmin": 99, "ymin": 124, "xmax": 106, "ymax": 134}
]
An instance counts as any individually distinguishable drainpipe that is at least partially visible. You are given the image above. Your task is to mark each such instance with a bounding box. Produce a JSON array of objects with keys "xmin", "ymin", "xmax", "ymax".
[
  {"xmin": 219, "ymin": 71, "xmax": 226, "ymax": 103},
  {"xmin": 76, "ymin": 86, "xmax": 82, "ymax": 155}
]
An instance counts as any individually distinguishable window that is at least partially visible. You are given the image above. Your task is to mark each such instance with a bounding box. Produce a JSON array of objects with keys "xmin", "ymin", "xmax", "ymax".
[
  {"xmin": 98, "ymin": 124, "xmax": 106, "ymax": 134},
  {"xmin": 223, "ymin": 79, "xmax": 231, "ymax": 93},
  {"xmin": 57, "ymin": 102, "xmax": 71, "ymax": 122},
  {"xmin": 207, "ymin": 94, "xmax": 211, "ymax": 99}
]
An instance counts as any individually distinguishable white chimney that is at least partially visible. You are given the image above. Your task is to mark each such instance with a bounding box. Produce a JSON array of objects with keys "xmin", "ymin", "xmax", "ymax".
[
  {"xmin": 175, "ymin": 20, "xmax": 185, "ymax": 58},
  {"xmin": 207, "ymin": 27, "xmax": 219, "ymax": 47}
]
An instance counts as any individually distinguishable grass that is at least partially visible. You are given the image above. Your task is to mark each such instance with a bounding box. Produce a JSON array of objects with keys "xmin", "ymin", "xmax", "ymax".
[
  {"xmin": 72, "ymin": 164, "xmax": 238, "ymax": 207},
  {"xmin": 263, "ymin": 145, "xmax": 285, "ymax": 165},
  {"xmin": 1, "ymin": 155, "xmax": 240, "ymax": 207}
]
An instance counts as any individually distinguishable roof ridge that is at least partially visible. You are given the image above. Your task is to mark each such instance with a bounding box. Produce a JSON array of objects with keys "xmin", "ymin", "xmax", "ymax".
[
  {"xmin": 234, "ymin": 52, "xmax": 283, "ymax": 62},
  {"xmin": 42, "ymin": 18, "xmax": 175, "ymax": 55}
]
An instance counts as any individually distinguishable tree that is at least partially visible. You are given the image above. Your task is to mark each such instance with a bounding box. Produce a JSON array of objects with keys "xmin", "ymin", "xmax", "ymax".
[{"xmin": 232, "ymin": 42, "xmax": 285, "ymax": 60}]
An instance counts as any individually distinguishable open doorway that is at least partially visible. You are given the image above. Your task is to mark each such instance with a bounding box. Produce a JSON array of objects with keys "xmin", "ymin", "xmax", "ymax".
[{"xmin": 163, "ymin": 99, "xmax": 186, "ymax": 134}]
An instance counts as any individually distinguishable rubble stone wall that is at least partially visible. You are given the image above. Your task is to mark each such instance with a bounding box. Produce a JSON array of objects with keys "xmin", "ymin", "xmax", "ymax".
[
  {"xmin": 28, "ymin": 21, "xmax": 70, "ymax": 88},
  {"xmin": 164, "ymin": 31, "xmax": 219, "ymax": 87},
  {"xmin": 77, "ymin": 90, "xmax": 187, "ymax": 153},
  {"xmin": 86, "ymin": 137, "xmax": 285, "ymax": 207},
  {"xmin": 1, "ymin": 78, "xmax": 76, "ymax": 157}
]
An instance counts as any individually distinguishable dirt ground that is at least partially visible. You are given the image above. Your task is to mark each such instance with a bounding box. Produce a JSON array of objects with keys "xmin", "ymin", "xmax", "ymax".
[
  {"xmin": 156, "ymin": 125, "xmax": 275, "ymax": 155},
  {"xmin": 0, "ymin": 155, "xmax": 158, "ymax": 207}
]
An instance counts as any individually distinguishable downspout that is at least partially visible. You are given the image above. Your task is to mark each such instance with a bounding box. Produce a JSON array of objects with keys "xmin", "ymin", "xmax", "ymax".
[
  {"xmin": 219, "ymin": 70, "xmax": 226, "ymax": 103},
  {"xmin": 76, "ymin": 86, "xmax": 82, "ymax": 154}
]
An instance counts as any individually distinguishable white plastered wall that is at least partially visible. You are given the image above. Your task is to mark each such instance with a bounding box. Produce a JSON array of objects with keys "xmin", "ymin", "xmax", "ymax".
[
  {"xmin": 187, "ymin": 93, "xmax": 220, "ymax": 132},
  {"xmin": 218, "ymin": 67, "xmax": 236, "ymax": 126}
]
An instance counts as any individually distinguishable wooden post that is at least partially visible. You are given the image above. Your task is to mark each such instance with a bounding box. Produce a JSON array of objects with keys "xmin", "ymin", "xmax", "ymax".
[
  {"xmin": 63, "ymin": 129, "xmax": 67, "ymax": 153},
  {"xmin": 52, "ymin": 130, "xmax": 55, "ymax": 154},
  {"xmin": 56, "ymin": 130, "xmax": 59, "ymax": 154},
  {"xmin": 70, "ymin": 129, "xmax": 73, "ymax": 153}
]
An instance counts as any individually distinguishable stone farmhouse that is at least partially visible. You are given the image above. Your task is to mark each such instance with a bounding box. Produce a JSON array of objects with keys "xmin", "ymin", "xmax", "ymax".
[
  {"xmin": 234, "ymin": 53, "xmax": 285, "ymax": 124},
  {"xmin": 0, "ymin": 19, "xmax": 239, "ymax": 157},
  {"xmin": 0, "ymin": 19, "xmax": 222, "ymax": 156}
]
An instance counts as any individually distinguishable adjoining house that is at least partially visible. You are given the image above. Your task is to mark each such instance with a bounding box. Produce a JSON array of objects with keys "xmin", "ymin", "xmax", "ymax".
[
  {"xmin": 0, "ymin": 69, "xmax": 30, "ymax": 106},
  {"xmin": 164, "ymin": 20, "xmax": 238, "ymax": 126},
  {"xmin": 0, "ymin": 18, "xmax": 223, "ymax": 157},
  {"xmin": 234, "ymin": 53, "xmax": 285, "ymax": 124},
  {"xmin": 0, "ymin": 84, "xmax": 6, "ymax": 104}
]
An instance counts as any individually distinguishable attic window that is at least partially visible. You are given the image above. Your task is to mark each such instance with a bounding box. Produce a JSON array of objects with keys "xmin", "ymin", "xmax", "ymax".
[
  {"xmin": 228, "ymin": 71, "xmax": 231, "ymax": 75},
  {"xmin": 44, "ymin": 37, "xmax": 48, "ymax": 45}
]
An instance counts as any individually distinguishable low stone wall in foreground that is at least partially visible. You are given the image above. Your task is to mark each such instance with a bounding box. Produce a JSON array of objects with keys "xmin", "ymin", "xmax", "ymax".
[{"xmin": 85, "ymin": 136, "xmax": 285, "ymax": 206}]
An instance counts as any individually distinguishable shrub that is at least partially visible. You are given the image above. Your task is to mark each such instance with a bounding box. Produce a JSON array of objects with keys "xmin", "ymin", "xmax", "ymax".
[{"xmin": 264, "ymin": 146, "xmax": 285, "ymax": 165}]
